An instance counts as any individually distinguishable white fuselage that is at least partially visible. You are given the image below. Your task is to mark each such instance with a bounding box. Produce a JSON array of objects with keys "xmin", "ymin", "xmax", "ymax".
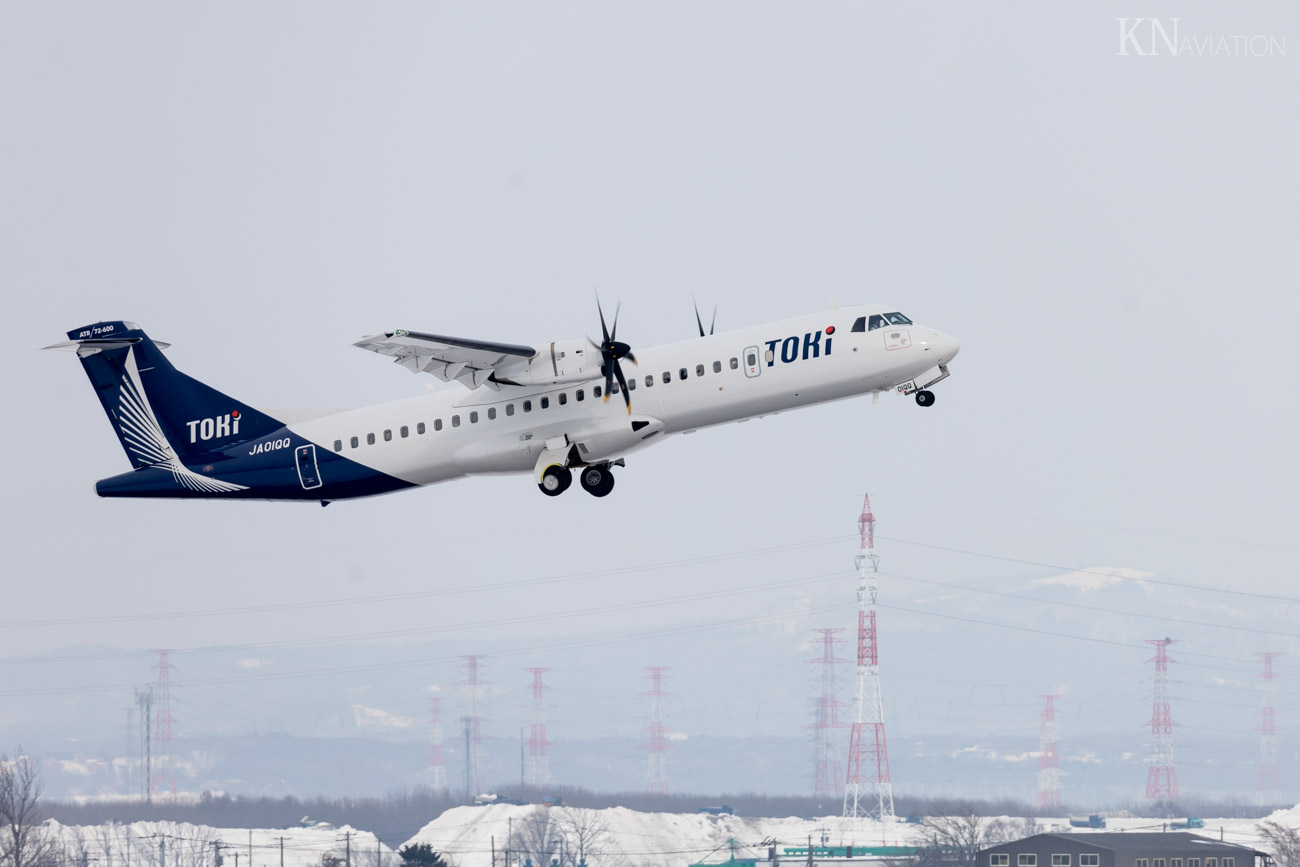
[{"xmin": 289, "ymin": 305, "xmax": 960, "ymax": 489}]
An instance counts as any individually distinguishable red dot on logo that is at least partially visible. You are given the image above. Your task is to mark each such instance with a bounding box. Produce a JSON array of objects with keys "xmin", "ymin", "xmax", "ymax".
[
  {"xmin": 231, "ymin": 410, "xmax": 240, "ymax": 418},
  {"xmin": 825, "ymin": 325, "xmax": 835, "ymax": 335}
]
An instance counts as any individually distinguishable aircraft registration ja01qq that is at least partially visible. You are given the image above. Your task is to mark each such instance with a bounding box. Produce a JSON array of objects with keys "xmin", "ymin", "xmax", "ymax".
[{"xmin": 46, "ymin": 303, "xmax": 959, "ymax": 504}]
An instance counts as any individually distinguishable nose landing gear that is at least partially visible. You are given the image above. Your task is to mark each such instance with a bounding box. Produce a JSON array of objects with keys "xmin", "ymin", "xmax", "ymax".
[{"xmin": 915, "ymin": 390, "xmax": 936, "ymax": 407}]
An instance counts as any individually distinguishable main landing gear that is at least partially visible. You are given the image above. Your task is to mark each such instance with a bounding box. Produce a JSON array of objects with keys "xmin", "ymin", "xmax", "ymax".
[
  {"xmin": 578, "ymin": 464, "xmax": 615, "ymax": 498},
  {"xmin": 537, "ymin": 463, "xmax": 617, "ymax": 497},
  {"xmin": 914, "ymin": 389, "xmax": 936, "ymax": 407},
  {"xmin": 538, "ymin": 465, "xmax": 572, "ymax": 497}
]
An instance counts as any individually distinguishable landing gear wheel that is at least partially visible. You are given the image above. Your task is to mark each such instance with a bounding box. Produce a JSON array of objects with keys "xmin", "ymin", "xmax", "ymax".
[
  {"xmin": 538, "ymin": 465, "xmax": 572, "ymax": 497},
  {"xmin": 915, "ymin": 389, "xmax": 936, "ymax": 407},
  {"xmin": 579, "ymin": 465, "xmax": 616, "ymax": 498}
]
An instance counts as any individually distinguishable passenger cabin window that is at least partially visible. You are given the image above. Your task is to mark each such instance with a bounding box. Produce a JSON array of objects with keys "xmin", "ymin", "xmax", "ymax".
[
  {"xmin": 713, "ymin": 360, "xmax": 721, "ymax": 373},
  {"xmin": 746, "ymin": 352, "xmax": 756, "ymax": 367},
  {"xmin": 611, "ymin": 382, "xmax": 620, "ymax": 394},
  {"xmin": 628, "ymin": 379, "xmax": 635, "ymax": 390},
  {"xmin": 644, "ymin": 375, "xmax": 653, "ymax": 387},
  {"xmin": 662, "ymin": 371, "xmax": 671, "ymax": 383},
  {"xmin": 400, "ymin": 426, "xmax": 409, "ymax": 438},
  {"xmin": 334, "ymin": 440, "xmax": 342, "ymax": 452},
  {"xmin": 488, "ymin": 407, "xmax": 497, "ymax": 420},
  {"xmin": 695, "ymin": 364, "xmax": 705, "ymax": 377},
  {"xmin": 852, "ymin": 316, "xmax": 867, "ymax": 332},
  {"xmin": 429, "ymin": 420, "xmax": 438, "ymax": 432},
  {"xmin": 679, "ymin": 367, "xmax": 688, "ymax": 380},
  {"xmin": 470, "ymin": 411, "xmax": 479, "ymax": 423},
  {"xmin": 506, "ymin": 404, "xmax": 515, "ymax": 416},
  {"xmin": 991, "ymin": 857, "xmax": 1009, "ymax": 867},
  {"xmin": 384, "ymin": 429, "xmax": 392, "ymax": 442},
  {"xmin": 350, "ymin": 436, "xmax": 359, "ymax": 449},
  {"xmin": 730, "ymin": 357, "xmax": 739, "ymax": 369},
  {"xmin": 1019, "ymin": 856, "xmax": 1037, "ymax": 867},
  {"xmin": 593, "ymin": 385, "xmax": 602, "ymax": 398},
  {"xmin": 764, "ymin": 349, "xmax": 774, "ymax": 364},
  {"xmin": 558, "ymin": 392, "xmax": 567, "ymax": 405},
  {"xmin": 523, "ymin": 400, "xmax": 532, "ymax": 412},
  {"xmin": 367, "ymin": 433, "xmax": 376, "ymax": 445},
  {"xmin": 576, "ymin": 389, "xmax": 584, "ymax": 401},
  {"xmin": 452, "ymin": 415, "xmax": 461, "ymax": 427},
  {"xmin": 540, "ymin": 397, "xmax": 549, "ymax": 409}
]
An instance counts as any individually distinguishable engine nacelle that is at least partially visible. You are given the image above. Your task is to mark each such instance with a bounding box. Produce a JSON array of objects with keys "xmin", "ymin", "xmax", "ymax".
[{"xmin": 508, "ymin": 338, "xmax": 601, "ymax": 386}]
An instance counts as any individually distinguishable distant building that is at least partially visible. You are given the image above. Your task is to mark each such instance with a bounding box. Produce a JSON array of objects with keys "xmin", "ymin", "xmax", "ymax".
[{"xmin": 979, "ymin": 833, "xmax": 1267, "ymax": 867}]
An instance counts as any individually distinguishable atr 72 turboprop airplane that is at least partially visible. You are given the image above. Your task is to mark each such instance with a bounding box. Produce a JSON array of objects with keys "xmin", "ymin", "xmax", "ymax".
[{"xmin": 47, "ymin": 303, "xmax": 959, "ymax": 503}]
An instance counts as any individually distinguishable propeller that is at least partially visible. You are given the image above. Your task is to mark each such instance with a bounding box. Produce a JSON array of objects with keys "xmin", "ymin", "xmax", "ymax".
[
  {"xmin": 693, "ymin": 298, "xmax": 718, "ymax": 337},
  {"xmin": 589, "ymin": 297, "xmax": 637, "ymax": 413}
]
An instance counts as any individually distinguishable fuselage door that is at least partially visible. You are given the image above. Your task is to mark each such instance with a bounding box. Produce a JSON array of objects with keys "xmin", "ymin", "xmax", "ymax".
[
  {"xmin": 296, "ymin": 444, "xmax": 322, "ymax": 490},
  {"xmin": 743, "ymin": 345, "xmax": 761, "ymax": 378}
]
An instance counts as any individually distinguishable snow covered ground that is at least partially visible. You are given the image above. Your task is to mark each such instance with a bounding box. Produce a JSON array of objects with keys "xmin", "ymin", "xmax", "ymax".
[
  {"xmin": 41, "ymin": 820, "xmax": 393, "ymax": 867},
  {"xmin": 41, "ymin": 805, "xmax": 1300, "ymax": 867}
]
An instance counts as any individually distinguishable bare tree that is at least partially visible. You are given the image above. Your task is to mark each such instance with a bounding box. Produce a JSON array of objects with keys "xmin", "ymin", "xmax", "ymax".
[
  {"xmin": 509, "ymin": 809, "xmax": 559, "ymax": 867},
  {"xmin": 1258, "ymin": 821, "xmax": 1300, "ymax": 867},
  {"xmin": 0, "ymin": 750, "xmax": 54, "ymax": 867},
  {"xmin": 913, "ymin": 803, "xmax": 1034, "ymax": 867},
  {"xmin": 552, "ymin": 809, "xmax": 618, "ymax": 867}
]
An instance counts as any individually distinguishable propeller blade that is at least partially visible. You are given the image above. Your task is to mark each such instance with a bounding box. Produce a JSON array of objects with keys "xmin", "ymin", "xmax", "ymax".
[
  {"xmin": 603, "ymin": 363, "xmax": 615, "ymax": 404},
  {"xmin": 610, "ymin": 302, "xmax": 622, "ymax": 342},
  {"xmin": 625, "ymin": 350, "xmax": 637, "ymax": 366},
  {"xmin": 597, "ymin": 296, "xmax": 611, "ymax": 344},
  {"xmin": 710, "ymin": 305, "xmax": 718, "ymax": 336},
  {"xmin": 694, "ymin": 299, "xmax": 706, "ymax": 338},
  {"xmin": 613, "ymin": 361, "xmax": 632, "ymax": 413}
]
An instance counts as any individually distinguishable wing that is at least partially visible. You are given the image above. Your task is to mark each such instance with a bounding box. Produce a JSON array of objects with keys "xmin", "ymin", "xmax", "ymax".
[{"xmin": 354, "ymin": 329, "xmax": 537, "ymax": 390}]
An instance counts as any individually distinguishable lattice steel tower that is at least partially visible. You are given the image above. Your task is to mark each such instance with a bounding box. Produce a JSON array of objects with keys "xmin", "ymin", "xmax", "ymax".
[
  {"xmin": 525, "ymin": 667, "xmax": 552, "ymax": 789},
  {"xmin": 809, "ymin": 628, "xmax": 845, "ymax": 801},
  {"xmin": 458, "ymin": 655, "xmax": 489, "ymax": 795},
  {"xmin": 1037, "ymin": 694, "xmax": 1062, "ymax": 810},
  {"xmin": 427, "ymin": 695, "xmax": 447, "ymax": 794},
  {"xmin": 1256, "ymin": 652, "xmax": 1282, "ymax": 805},
  {"xmin": 149, "ymin": 649, "xmax": 178, "ymax": 802},
  {"xmin": 1145, "ymin": 638, "xmax": 1179, "ymax": 801},
  {"xmin": 844, "ymin": 494, "xmax": 895, "ymax": 821},
  {"xmin": 642, "ymin": 667, "xmax": 671, "ymax": 793}
]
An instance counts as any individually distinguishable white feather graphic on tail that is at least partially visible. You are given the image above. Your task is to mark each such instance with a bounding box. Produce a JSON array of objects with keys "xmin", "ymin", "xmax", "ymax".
[{"xmin": 117, "ymin": 350, "xmax": 247, "ymax": 493}]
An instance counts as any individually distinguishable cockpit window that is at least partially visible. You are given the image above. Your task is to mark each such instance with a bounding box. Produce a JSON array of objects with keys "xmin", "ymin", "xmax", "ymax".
[
  {"xmin": 867, "ymin": 312, "xmax": 913, "ymax": 331},
  {"xmin": 852, "ymin": 316, "xmax": 867, "ymax": 333}
]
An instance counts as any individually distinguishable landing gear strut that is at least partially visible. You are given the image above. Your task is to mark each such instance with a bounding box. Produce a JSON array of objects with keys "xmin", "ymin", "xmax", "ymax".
[
  {"xmin": 538, "ymin": 465, "xmax": 572, "ymax": 496},
  {"xmin": 914, "ymin": 390, "xmax": 936, "ymax": 407},
  {"xmin": 579, "ymin": 464, "xmax": 615, "ymax": 498}
]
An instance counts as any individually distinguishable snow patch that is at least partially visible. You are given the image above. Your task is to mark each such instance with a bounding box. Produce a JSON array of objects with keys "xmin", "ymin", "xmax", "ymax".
[{"xmin": 1033, "ymin": 566, "xmax": 1155, "ymax": 594}]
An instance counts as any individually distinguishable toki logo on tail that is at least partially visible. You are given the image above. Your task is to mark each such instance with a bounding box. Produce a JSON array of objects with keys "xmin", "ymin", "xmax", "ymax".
[{"xmin": 187, "ymin": 411, "xmax": 241, "ymax": 443}]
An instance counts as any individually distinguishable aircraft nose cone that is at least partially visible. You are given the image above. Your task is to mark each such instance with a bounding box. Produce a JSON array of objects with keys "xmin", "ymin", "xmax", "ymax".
[{"xmin": 925, "ymin": 330, "xmax": 960, "ymax": 363}]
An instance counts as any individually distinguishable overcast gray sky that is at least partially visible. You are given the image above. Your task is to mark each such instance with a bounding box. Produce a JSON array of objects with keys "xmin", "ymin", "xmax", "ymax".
[{"xmin": 1, "ymin": 2, "xmax": 1297, "ymax": 795}]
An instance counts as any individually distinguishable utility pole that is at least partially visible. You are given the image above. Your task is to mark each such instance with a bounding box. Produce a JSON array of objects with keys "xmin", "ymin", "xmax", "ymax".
[
  {"xmin": 248, "ymin": 830, "xmax": 253, "ymax": 867},
  {"xmin": 461, "ymin": 717, "xmax": 473, "ymax": 798},
  {"xmin": 345, "ymin": 831, "xmax": 352, "ymax": 867},
  {"xmin": 158, "ymin": 836, "xmax": 166, "ymax": 867},
  {"xmin": 279, "ymin": 838, "xmax": 285, "ymax": 867}
]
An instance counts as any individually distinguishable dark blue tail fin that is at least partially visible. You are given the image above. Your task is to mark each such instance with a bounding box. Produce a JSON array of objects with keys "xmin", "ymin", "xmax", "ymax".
[{"xmin": 49, "ymin": 321, "xmax": 283, "ymax": 468}]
